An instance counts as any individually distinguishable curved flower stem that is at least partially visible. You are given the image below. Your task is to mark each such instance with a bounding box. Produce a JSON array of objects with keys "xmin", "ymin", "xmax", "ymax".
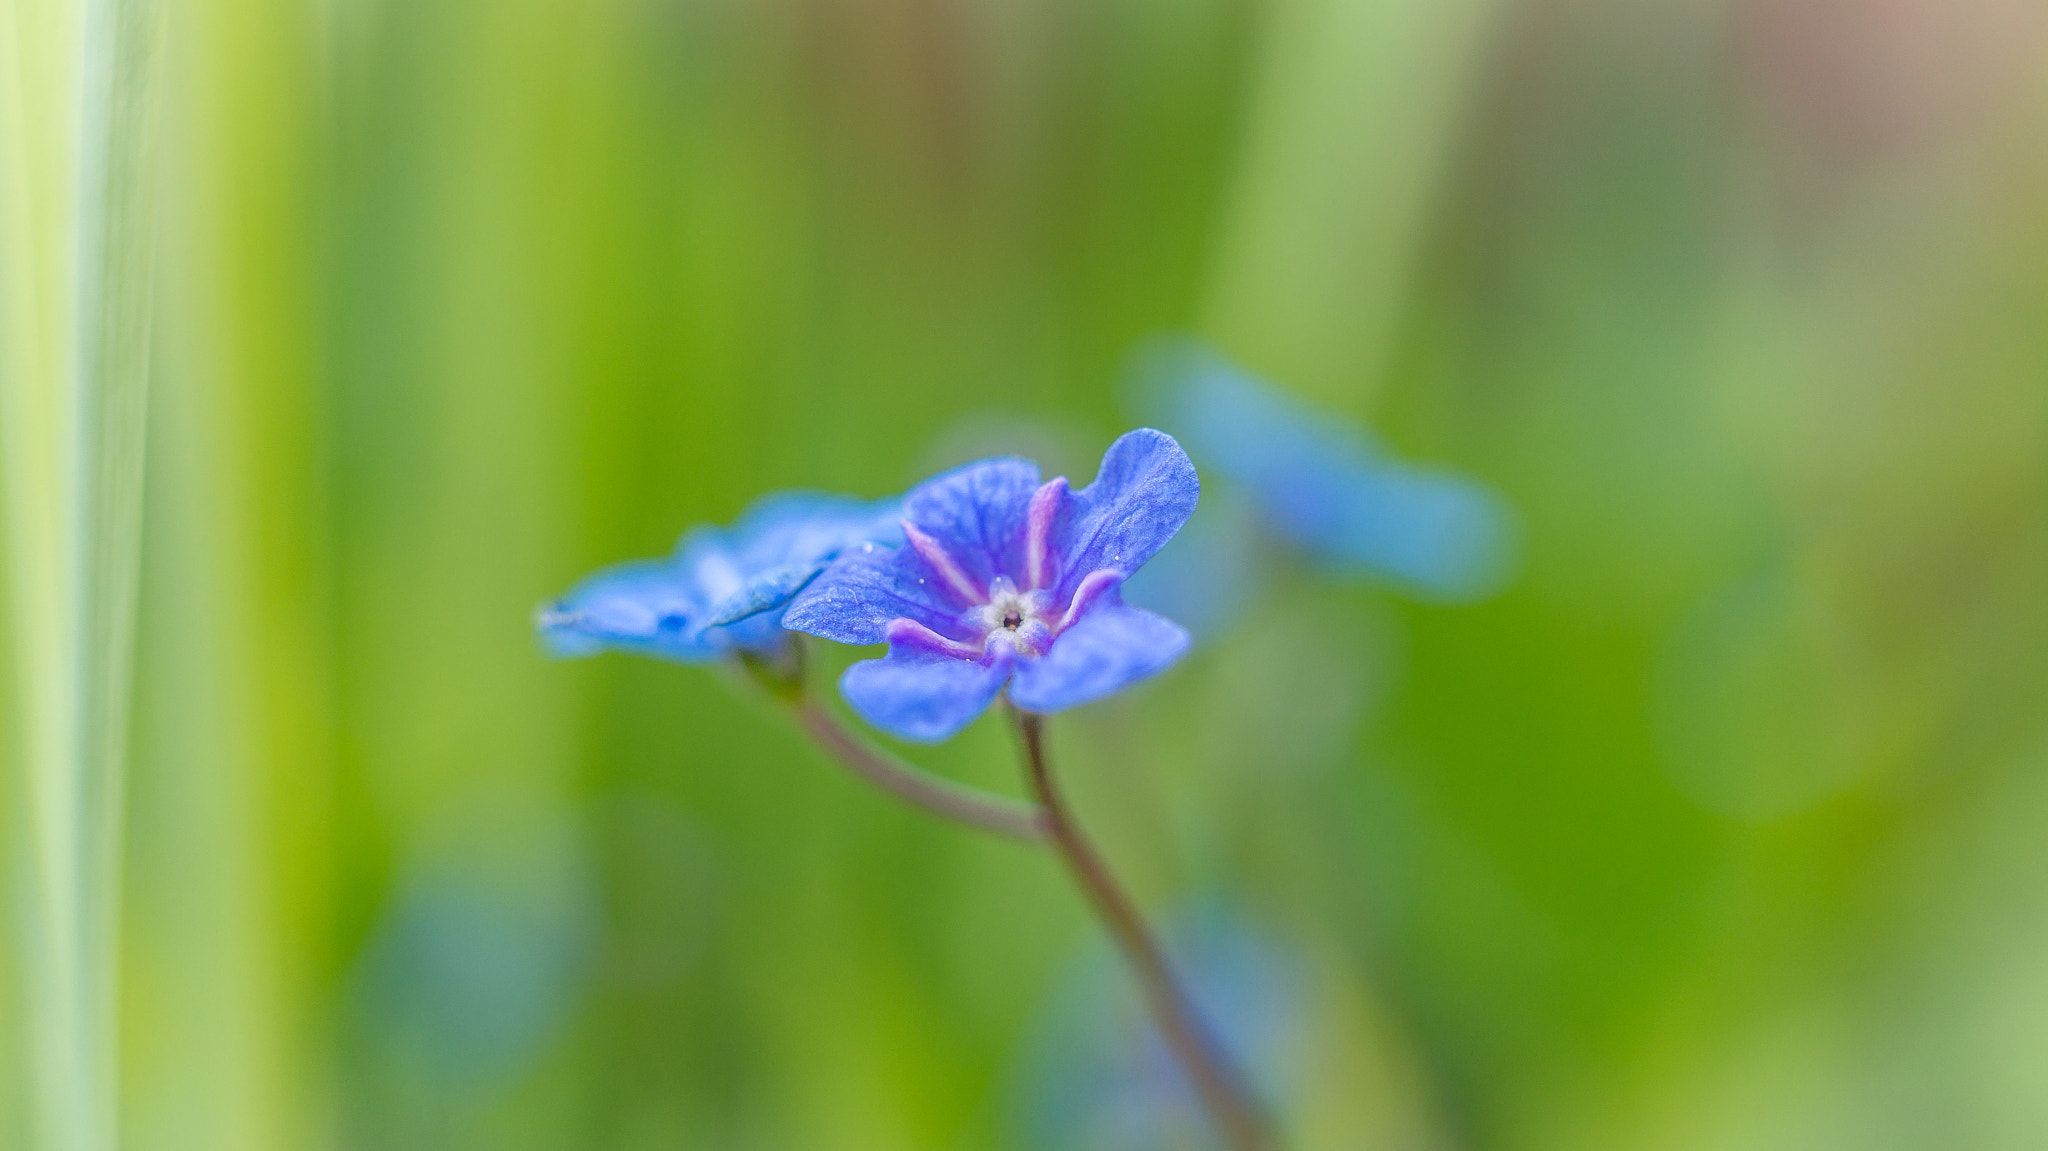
[
  {"xmin": 1010, "ymin": 706, "xmax": 1276, "ymax": 1151},
  {"xmin": 792, "ymin": 700, "xmax": 1051, "ymax": 843}
]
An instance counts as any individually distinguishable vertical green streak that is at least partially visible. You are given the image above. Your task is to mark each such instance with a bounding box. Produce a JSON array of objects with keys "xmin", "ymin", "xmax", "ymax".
[
  {"xmin": 122, "ymin": 0, "xmax": 326, "ymax": 1145},
  {"xmin": 1201, "ymin": 0, "xmax": 1499, "ymax": 405},
  {"xmin": 0, "ymin": 0, "xmax": 161, "ymax": 1147}
]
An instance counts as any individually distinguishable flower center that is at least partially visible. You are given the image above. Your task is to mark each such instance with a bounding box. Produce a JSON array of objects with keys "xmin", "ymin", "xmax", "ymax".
[{"xmin": 970, "ymin": 575, "xmax": 1055, "ymax": 657}]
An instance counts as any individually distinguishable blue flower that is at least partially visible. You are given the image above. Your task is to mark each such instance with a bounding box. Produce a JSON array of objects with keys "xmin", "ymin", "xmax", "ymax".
[
  {"xmin": 537, "ymin": 492, "xmax": 903, "ymax": 662},
  {"xmin": 1124, "ymin": 339, "xmax": 1514, "ymax": 609},
  {"xmin": 783, "ymin": 429, "xmax": 1199, "ymax": 742}
]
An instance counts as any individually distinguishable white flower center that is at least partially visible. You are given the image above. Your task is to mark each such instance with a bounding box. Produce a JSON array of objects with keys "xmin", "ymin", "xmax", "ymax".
[{"xmin": 969, "ymin": 576, "xmax": 1055, "ymax": 656}]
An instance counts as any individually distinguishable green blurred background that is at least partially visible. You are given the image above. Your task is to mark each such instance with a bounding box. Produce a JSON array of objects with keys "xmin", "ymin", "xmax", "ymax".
[{"xmin": 7, "ymin": 0, "xmax": 2048, "ymax": 1147}]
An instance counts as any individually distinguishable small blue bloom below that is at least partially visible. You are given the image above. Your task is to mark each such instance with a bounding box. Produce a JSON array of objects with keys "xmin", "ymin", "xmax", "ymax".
[
  {"xmin": 783, "ymin": 429, "xmax": 1199, "ymax": 742},
  {"xmin": 348, "ymin": 829, "xmax": 596, "ymax": 1096},
  {"xmin": 1126, "ymin": 338, "xmax": 1515, "ymax": 605},
  {"xmin": 1013, "ymin": 905, "xmax": 1301, "ymax": 1151},
  {"xmin": 537, "ymin": 492, "xmax": 903, "ymax": 662}
]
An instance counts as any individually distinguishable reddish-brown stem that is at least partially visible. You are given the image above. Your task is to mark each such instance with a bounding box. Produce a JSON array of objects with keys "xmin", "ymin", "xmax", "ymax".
[
  {"xmin": 794, "ymin": 700, "xmax": 1050, "ymax": 843},
  {"xmin": 1010, "ymin": 707, "xmax": 1275, "ymax": 1151}
]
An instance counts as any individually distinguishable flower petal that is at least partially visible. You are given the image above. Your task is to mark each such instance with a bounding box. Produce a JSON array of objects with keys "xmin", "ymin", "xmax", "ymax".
[
  {"xmin": 724, "ymin": 490, "xmax": 904, "ymax": 571},
  {"xmin": 786, "ymin": 459, "xmax": 1046, "ymax": 645},
  {"xmin": 902, "ymin": 521, "xmax": 987, "ymax": 605},
  {"xmin": 901, "ymin": 456, "xmax": 1042, "ymax": 593},
  {"xmin": 690, "ymin": 491, "xmax": 905, "ymax": 627},
  {"xmin": 1128, "ymin": 338, "xmax": 1514, "ymax": 600},
  {"xmin": 536, "ymin": 559, "xmax": 722, "ymax": 663},
  {"xmin": 841, "ymin": 646, "xmax": 1013, "ymax": 742},
  {"xmin": 1051, "ymin": 429, "xmax": 1200, "ymax": 603},
  {"xmin": 1126, "ymin": 338, "xmax": 1366, "ymax": 490},
  {"xmin": 702, "ymin": 560, "xmax": 827, "ymax": 628},
  {"xmin": 1117, "ymin": 484, "xmax": 1267, "ymax": 643},
  {"xmin": 1007, "ymin": 601, "xmax": 1190, "ymax": 713},
  {"xmin": 1054, "ymin": 568, "xmax": 1124, "ymax": 635},
  {"xmin": 1284, "ymin": 465, "xmax": 1515, "ymax": 601},
  {"xmin": 782, "ymin": 542, "xmax": 970, "ymax": 645}
]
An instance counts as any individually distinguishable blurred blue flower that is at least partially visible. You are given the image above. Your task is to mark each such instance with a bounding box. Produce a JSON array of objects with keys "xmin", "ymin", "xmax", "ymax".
[
  {"xmin": 537, "ymin": 491, "xmax": 903, "ymax": 662},
  {"xmin": 783, "ymin": 429, "xmax": 1199, "ymax": 742},
  {"xmin": 1013, "ymin": 905, "xmax": 1302, "ymax": 1151},
  {"xmin": 1123, "ymin": 338, "xmax": 1514, "ymax": 634},
  {"xmin": 348, "ymin": 832, "xmax": 596, "ymax": 1096}
]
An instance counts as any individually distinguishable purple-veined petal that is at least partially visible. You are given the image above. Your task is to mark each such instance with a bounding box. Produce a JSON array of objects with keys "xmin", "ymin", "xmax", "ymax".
[
  {"xmin": 886, "ymin": 617, "xmax": 986, "ymax": 661},
  {"xmin": 783, "ymin": 543, "xmax": 971, "ymax": 645},
  {"xmin": 841, "ymin": 645, "xmax": 1014, "ymax": 743},
  {"xmin": 901, "ymin": 456, "xmax": 1042, "ymax": 592},
  {"xmin": 1023, "ymin": 477, "xmax": 1068, "ymax": 590},
  {"xmin": 1008, "ymin": 601, "xmax": 1190, "ymax": 713},
  {"xmin": 903, "ymin": 521, "xmax": 987, "ymax": 605},
  {"xmin": 1050, "ymin": 429, "xmax": 1200, "ymax": 603},
  {"xmin": 1055, "ymin": 567, "xmax": 1123, "ymax": 634}
]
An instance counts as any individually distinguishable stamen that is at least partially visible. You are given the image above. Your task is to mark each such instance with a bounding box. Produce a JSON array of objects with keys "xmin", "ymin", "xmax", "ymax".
[
  {"xmin": 1023, "ymin": 477, "xmax": 1067, "ymax": 591},
  {"xmin": 985, "ymin": 618, "xmax": 1052, "ymax": 658},
  {"xmin": 902, "ymin": 521, "xmax": 986, "ymax": 605}
]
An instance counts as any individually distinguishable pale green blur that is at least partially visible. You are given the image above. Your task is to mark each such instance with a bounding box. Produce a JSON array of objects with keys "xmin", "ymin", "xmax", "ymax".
[{"xmin": 6, "ymin": 0, "xmax": 2048, "ymax": 1148}]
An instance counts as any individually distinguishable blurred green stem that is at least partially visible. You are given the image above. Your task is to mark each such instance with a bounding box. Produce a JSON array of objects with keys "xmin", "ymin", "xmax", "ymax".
[
  {"xmin": 792, "ymin": 700, "xmax": 1050, "ymax": 842},
  {"xmin": 1, "ymin": 0, "xmax": 162, "ymax": 1146},
  {"xmin": 1011, "ymin": 706, "xmax": 1275, "ymax": 1151}
]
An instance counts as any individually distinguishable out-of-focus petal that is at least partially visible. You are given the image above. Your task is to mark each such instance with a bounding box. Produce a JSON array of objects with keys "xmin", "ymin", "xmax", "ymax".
[
  {"xmin": 783, "ymin": 543, "xmax": 972, "ymax": 646},
  {"xmin": 1127, "ymin": 337, "xmax": 1516, "ymax": 601},
  {"xmin": 1285, "ymin": 464, "xmax": 1515, "ymax": 601},
  {"xmin": 1012, "ymin": 904, "xmax": 1303, "ymax": 1151},
  {"xmin": 536, "ymin": 559, "xmax": 721, "ymax": 663},
  {"xmin": 708, "ymin": 611, "xmax": 784, "ymax": 654},
  {"xmin": 349, "ymin": 823, "xmax": 595, "ymax": 1092},
  {"xmin": 1047, "ymin": 429, "xmax": 1201, "ymax": 603},
  {"xmin": 697, "ymin": 491, "xmax": 905, "ymax": 627},
  {"xmin": 1127, "ymin": 338, "xmax": 1368, "ymax": 486},
  {"xmin": 1008, "ymin": 602, "xmax": 1189, "ymax": 713},
  {"xmin": 540, "ymin": 489, "xmax": 905, "ymax": 663},
  {"xmin": 670, "ymin": 526, "xmax": 748, "ymax": 610},
  {"xmin": 725, "ymin": 490, "xmax": 904, "ymax": 572},
  {"xmin": 702, "ymin": 560, "xmax": 828, "ymax": 629},
  {"xmin": 840, "ymin": 646, "xmax": 1014, "ymax": 743},
  {"xmin": 900, "ymin": 456, "xmax": 1043, "ymax": 592}
]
